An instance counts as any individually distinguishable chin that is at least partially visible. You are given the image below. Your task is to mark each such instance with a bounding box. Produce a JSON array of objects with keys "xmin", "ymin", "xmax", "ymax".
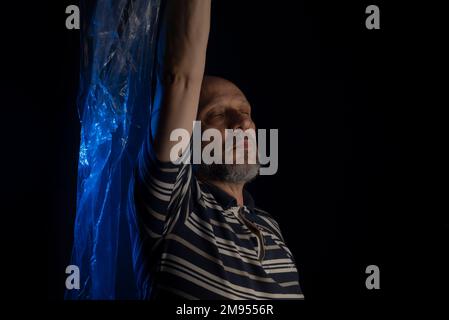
[{"xmin": 197, "ymin": 163, "xmax": 260, "ymax": 184}]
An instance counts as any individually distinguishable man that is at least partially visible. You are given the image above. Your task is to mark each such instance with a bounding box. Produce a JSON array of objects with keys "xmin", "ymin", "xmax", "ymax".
[{"xmin": 133, "ymin": 0, "xmax": 303, "ymax": 300}]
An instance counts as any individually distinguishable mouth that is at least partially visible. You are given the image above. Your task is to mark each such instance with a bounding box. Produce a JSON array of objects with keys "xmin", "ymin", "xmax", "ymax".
[
  {"xmin": 232, "ymin": 140, "xmax": 247, "ymax": 147},
  {"xmin": 231, "ymin": 139, "xmax": 251, "ymax": 151}
]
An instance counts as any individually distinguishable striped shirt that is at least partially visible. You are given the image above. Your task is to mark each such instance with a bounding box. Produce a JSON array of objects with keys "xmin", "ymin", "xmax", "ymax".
[{"xmin": 133, "ymin": 142, "xmax": 304, "ymax": 300}]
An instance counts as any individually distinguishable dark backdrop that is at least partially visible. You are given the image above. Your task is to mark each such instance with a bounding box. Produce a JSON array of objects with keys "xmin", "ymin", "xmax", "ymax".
[
  {"xmin": 44, "ymin": 0, "xmax": 413, "ymax": 301},
  {"xmin": 1, "ymin": 0, "xmax": 446, "ymax": 306}
]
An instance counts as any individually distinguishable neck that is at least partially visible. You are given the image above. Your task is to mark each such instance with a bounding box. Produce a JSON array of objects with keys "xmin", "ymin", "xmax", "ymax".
[{"xmin": 207, "ymin": 180, "xmax": 245, "ymax": 207}]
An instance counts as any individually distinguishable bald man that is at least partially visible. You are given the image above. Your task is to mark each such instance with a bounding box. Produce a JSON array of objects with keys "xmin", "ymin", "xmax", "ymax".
[{"xmin": 133, "ymin": 0, "xmax": 303, "ymax": 300}]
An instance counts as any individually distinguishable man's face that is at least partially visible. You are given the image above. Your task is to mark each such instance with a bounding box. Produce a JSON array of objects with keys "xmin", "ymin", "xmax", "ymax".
[{"xmin": 196, "ymin": 76, "xmax": 259, "ymax": 183}]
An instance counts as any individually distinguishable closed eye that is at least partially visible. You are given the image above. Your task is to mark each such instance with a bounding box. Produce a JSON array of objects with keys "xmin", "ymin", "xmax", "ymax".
[{"xmin": 208, "ymin": 112, "xmax": 224, "ymax": 120}]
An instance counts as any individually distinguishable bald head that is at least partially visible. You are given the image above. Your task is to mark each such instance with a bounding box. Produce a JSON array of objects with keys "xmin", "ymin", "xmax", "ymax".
[
  {"xmin": 195, "ymin": 76, "xmax": 259, "ymax": 184},
  {"xmin": 198, "ymin": 76, "xmax": 248, "ymax": 115},
  {"xmin": 196, "ymin": 75, "xmax": 254, "ymax": 132}
]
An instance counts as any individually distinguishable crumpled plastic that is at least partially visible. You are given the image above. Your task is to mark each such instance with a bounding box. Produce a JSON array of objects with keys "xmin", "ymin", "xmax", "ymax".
[{"xmin": 66, "ymin": 0, "xmax": 161, "ymax": 299}]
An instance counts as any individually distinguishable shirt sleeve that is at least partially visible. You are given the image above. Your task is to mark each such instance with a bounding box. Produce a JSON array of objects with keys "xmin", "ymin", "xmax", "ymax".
[{"xmin": 133, "ymin": 134, "xmax": 193, "ymax": 242}]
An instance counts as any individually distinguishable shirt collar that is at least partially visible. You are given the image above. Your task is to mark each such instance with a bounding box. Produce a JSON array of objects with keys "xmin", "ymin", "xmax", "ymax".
[{"xmin": 201, "ymin": 182, "xmax": 255, "ymax": 211}]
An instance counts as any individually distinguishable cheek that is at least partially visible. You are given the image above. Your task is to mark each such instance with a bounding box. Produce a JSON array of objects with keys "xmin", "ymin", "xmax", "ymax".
[{"xmin": 200, "ymin": 128, "xmax": 226, "ymax": 148}]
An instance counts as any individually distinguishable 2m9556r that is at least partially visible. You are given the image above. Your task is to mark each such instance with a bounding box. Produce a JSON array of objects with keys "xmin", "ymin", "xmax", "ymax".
[{"xmin": 219, "ymin": 304, "xmax": 274, "ymax": 315}]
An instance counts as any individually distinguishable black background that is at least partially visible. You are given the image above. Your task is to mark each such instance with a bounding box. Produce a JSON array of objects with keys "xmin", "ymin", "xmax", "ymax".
[{"xmin": 1, "ymin": 0, "xmax": 447, "ymax": 311}]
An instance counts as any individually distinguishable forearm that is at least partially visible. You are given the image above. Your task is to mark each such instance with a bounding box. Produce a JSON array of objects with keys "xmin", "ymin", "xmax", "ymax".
[{"xmin": 162, "ymin": 0, "xmax": 211, "ymax": 82}]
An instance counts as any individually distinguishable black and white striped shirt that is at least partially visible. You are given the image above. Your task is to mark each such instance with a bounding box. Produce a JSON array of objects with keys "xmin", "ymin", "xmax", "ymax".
[{"xmin": 133, "ymin": 142, "xmax": 304, "ymax": 300}]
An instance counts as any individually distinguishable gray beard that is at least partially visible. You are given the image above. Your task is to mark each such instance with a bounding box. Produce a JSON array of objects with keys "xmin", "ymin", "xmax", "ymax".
[{"xmin": 196, "ymin": 163, "xmax": 260, "ymax": 184}]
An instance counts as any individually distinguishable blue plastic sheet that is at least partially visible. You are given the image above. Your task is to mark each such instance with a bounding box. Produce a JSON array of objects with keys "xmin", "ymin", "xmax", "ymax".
[{"xmin": 67, "ymin": 0, "xmax": 161, "ymax": 299}]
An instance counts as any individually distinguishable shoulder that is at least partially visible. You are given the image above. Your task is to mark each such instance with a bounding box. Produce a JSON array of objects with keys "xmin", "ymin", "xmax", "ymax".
[
  {"xmin": 254, "ymin": 207, "xmax": 276, "ymax": 219},
  {"xmin": 253, "ymin": 207, "xmax": 285, "ymax": 241}
]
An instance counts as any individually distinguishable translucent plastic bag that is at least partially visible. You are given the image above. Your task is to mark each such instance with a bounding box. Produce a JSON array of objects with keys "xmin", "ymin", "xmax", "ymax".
[{"xmin": 66, "ymin": 0, "xmax": 161, "ymax": 299}]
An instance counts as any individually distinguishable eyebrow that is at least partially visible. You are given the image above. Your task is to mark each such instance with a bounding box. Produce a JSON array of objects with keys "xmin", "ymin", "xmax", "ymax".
[{"xmin": 206, "ymin": 97, "xmax": 250, "ymax": 109}]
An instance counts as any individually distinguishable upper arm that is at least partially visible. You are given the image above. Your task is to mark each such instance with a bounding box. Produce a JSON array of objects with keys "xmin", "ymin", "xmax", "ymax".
[
  {"xmin": 134, "ymin": 139, "xmax": 192, "ymax": 239},
  {"xmin": 152, "ymin": 75, "xmax": 203, "ymax": 162}
]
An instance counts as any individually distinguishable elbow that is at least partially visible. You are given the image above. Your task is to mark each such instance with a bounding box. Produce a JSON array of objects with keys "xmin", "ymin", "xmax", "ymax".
[{"xmin": 162, "ymin": 68, "xmax": 204, "ymax": 91}]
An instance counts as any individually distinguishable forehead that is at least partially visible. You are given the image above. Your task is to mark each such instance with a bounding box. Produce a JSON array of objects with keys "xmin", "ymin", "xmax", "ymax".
[{"xmin": 199, "ymin": 78, "xmax": 249, "ymax": 111}]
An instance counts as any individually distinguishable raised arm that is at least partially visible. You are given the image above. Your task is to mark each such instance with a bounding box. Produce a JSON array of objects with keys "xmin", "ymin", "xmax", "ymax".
[{"xmin": 153, "ymin": 0, "xmax": 211, "ymax": 162}]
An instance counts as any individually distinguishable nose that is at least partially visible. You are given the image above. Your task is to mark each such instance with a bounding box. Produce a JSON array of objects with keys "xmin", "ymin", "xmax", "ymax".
[{"xmin": 228, "ymin": 110, "xmax": 253, "ymax": 131}]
